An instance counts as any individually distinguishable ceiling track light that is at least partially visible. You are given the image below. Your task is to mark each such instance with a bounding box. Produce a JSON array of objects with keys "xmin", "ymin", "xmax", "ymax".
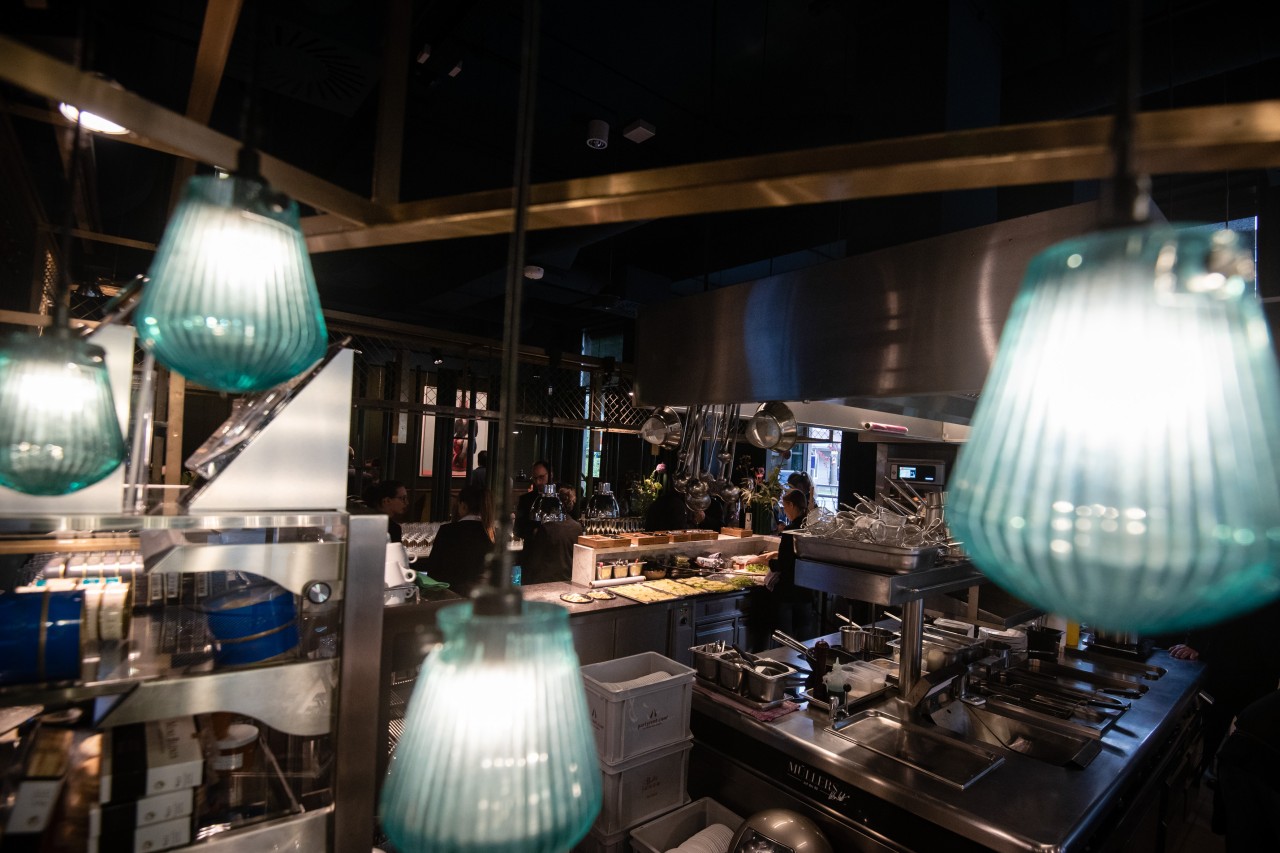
[
  {"xmin": 431, "ymin": 348, "xmax": 444, "ymax": 365},
  {"xmin": 586, "ymin": 118, "xmax": 609, "ymax": 149}
]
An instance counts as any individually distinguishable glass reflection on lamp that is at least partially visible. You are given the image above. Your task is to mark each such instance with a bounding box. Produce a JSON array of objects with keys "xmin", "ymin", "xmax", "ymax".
[
  {"xmin": 381, "ymin": 601, "xmax": 601, "ymax": 853},
  {"xmin": 586, "ymin": 482, "xmax": 620, "ymax": 519},
  {"xmin": 0, "ymin": 329, "xmax": 125, "ymax": 495},
  {"xmin": 949, "ymin": 225, "xmax": 1280, "ymax": 633},
  {"xmin": 138, "ymin": 171, "xmax": 327, "ymax": 393},
  {"xmin": 533, "ymin": 483, "xmax": 566, "ymax": 524}
]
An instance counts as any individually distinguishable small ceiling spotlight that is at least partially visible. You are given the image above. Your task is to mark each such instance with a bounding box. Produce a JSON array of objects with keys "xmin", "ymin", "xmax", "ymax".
[
  {"xmin": 586, "ymin": 119, "xmax": 609, "ymax": 149},
  {"xmin": 431, "ymin": 348, "xmax": 444, "ymax": 365}
]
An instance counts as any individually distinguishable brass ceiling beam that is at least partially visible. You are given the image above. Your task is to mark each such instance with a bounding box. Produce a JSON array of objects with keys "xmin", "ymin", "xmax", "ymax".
[
  {"xmin": 168, "ymin": 0, "xmax": 245, "ymax": 212},
  {"xmin": 0, "ymin": 34, "xmax": 391, "ymax": 227},
  {"xmin": 304, "ymin": 99, "xmax": 1280, "ymax": 253}
]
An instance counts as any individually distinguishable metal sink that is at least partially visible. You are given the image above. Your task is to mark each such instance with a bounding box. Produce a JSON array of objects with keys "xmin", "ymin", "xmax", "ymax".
[{"xmin": 929, "ymin": 699, "xmax": 1102, "ymax": 769}]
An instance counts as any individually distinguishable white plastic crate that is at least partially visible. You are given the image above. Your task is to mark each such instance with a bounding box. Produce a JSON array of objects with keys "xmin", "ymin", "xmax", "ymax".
[
  {"xmin": 629, "ymin": 797, "xmax": 743, "ymax": 853},
  {"xmin": 575, "ymin": 825, "xmax": 630, "ymax": 853},
  {"xmin": 580, "ymin": 652, "xmax": 694, "ymax": 766},
  {"xmin": 594, "ymin": 737, "xmax": 693, "ymax": 836}
]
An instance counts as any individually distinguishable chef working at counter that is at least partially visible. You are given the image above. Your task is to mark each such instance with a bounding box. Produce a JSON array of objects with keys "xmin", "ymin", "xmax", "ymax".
[{"xmin": 752, "ymin": 488, "xmax": 819, "ymax": 639}]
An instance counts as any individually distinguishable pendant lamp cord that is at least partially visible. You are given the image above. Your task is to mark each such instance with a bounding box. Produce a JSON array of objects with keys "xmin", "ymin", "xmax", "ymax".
[
  {"xmin": 1105, "ymin": 0, "xmax": 1150, "ymax": 227},
  {"xmin": 53, "ymin": 84, "xmax": 87, "ymax": 329},
  {"xmin": 479, "ymin": 0, "xmax": 540, "ymax": 616},
  {"xmin": 237, "ymin": 1, "xmax": 264, "ymax": 181}
]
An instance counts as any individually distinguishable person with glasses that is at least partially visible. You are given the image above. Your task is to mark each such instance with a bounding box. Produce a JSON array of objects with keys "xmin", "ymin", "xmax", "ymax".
[
  {"xmin": 514, "ymin": 460, "xmax": 553, "ymax": 542},
  {"xmin": 363, "ymin": 479, "xmax": 410, "ymax": 543}
]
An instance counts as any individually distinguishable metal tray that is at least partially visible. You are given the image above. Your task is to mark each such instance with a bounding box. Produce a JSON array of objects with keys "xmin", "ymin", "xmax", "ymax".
[
  {"xmin": 785, "ymin": 532, "xmax": 941, "ymax": 573},
  {"xmin": 829, "ymin": 708, "xmax": 1004, "ymax": 790}
]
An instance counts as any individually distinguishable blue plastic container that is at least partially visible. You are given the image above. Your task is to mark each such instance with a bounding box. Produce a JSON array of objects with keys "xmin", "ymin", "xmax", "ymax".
[
  {"xmin": 202, "ymin": 584, "xmax": 296, "ymax": 641},
  {"xmin": 213, "ymin": 621, "xmax": 300, "ymax": 666},
  {"xmin": 0, "ymin": 589, "xmax": 84, "ymax": 685}
]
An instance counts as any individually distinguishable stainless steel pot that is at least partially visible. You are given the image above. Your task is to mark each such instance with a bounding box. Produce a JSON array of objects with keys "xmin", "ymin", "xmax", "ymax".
[
  {"xmin": 717, "ymin": 653, "xmax": 746, "ymax": 692},
  {"xmin": 840, "ymin": 625, "xmax": 867, "ymax": 653},
  {"xmin": 639, "ymin": 406, "xmax": 683, "ymax": 449},
  {"xmin": 744, "ymin": 401, "xmax": 798, "ymax": 451},
  {"xmin": 742, "ymin": 660, "xmax": 800, "ymax": 703},
  {"xmin": 864, "ymin": 626, "xmax": 894, "ymax": 655}
]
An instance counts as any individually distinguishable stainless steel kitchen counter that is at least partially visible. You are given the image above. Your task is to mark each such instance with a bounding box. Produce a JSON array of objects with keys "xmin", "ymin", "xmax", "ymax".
[{"xmin": 691, "ymin": 640, "xmax": 1205, "ymax": 853}]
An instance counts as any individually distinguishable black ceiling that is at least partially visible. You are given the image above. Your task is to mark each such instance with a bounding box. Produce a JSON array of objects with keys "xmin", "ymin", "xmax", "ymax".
[{"xmin": 2, "ymin": 0, "xmax": 1278, "ymax": 357}]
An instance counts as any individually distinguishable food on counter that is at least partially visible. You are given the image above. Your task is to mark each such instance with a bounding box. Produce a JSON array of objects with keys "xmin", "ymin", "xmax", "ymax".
[
  {"xmin": 560, "ymin": 592, "xmax": 593, "ymax": 604},
  {"xmin": 725, "ymin": 575, "xmax": 760, "ymax": 590},
  {"xmin": 677, "ymin": 577, "xmax": 738, "ymax": 594},
  {"xmin": 643, "ymin": 578, "xmax": 706, "ymax": 597},
  {"xmin": 610, "ymin": 583, "xmax": 678, "ymax": 603},
  {"xmin": 586, "ymin": 590, "xmax": 617, "ymax": 600},
  {"xmin": 674, "ymin": 555, "xmax": 691, "ymax": 568}
]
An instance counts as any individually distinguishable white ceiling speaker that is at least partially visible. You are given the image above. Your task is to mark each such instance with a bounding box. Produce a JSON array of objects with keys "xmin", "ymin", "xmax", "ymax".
[{"xmin": 586, "ymin": 119, "xmax": 609, "ymax": 149}]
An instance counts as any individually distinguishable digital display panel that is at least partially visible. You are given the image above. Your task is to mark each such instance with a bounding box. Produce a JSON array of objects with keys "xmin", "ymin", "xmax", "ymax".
[{"xmin": 894, "ymin": 463, "xmax": 942, "ymax": 484}]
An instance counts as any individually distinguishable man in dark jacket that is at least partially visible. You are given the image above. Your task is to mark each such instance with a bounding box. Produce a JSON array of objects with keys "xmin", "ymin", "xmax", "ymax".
[{"xmin": 420, "ymin": 485, "xmax": 492, "ymax": 598}]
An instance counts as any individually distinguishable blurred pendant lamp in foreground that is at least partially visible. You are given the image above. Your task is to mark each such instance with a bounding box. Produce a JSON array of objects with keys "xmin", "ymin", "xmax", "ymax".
[
  {"xmin": 380, "ymin": 2, "xmax": 602, "ymax": 851},
  {"xmin": 137, "ymin": 146, "xmax": 326, "ymax": 393},
  {"xmin": 948, "ymin": 2, "xmax": 1280, "ymax": 633},
  {"xmin": 0, "ymin": 116, "xmax": 125, "ymax": 496}
]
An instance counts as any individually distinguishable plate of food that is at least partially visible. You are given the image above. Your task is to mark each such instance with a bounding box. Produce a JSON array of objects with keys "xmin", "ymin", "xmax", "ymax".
[
  {"xmin": 560, "ymin": 592, "xmax": 593, "ymax": 604},
  {"xmin": 586, "ymin": 589, "xmax": 617, "ymax": 601}
]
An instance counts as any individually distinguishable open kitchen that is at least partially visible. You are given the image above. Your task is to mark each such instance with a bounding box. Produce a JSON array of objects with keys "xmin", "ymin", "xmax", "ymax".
[{"xmin": 2, "ymin": 2, "xmax": 1279, "ymax": 853}]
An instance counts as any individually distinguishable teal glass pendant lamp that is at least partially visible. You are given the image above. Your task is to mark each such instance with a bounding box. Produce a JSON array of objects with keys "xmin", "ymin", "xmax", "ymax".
[
  {"xmin": 0, "ymin": 112, "xmax": 125, "ymax": 497},
  {"xmin": 380, "ymin": 601, "xmax": 602, "ymax": 853},
  {"xmin": 0, "ymin": 327, "xmax": 126, "ymax": 496},
  {"xmin": 138, "ymin": 149, "xmax": 327, "ymax": 393},
  {"xmin": 949, "ymin": 226, "xmax": 1280, "ymax": 633},
  {"xmin": 949, "ymin": 3, "xmax": 1280, "ymax": 634},
  {"xmin": 382, "ymin": 3, "xmax": 600, "ymax": 850}
]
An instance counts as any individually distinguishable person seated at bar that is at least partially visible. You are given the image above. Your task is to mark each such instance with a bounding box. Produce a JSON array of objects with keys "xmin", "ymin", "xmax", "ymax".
[
  {"xmin": 420, "ymin": 485, "xmax": 493, "ymax": 598},
  {"xmin": 363, "ymin": 479, "xmax": 409, "ymax": 543},
  {"xmin": 520, "ymin": 487, "xmax": 583, "ymax": 585}
]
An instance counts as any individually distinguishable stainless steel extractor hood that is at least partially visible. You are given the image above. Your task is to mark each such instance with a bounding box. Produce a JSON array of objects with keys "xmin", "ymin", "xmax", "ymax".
[{"xmin": 635, "ymin": 202, "xmax": 1107, "ymax": 424}]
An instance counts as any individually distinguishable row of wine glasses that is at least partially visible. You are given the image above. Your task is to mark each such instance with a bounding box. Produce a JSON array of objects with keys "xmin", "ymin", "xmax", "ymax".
[{"xmin": 582, "ymin": 516, "xmax": 645, "ymax": 535}]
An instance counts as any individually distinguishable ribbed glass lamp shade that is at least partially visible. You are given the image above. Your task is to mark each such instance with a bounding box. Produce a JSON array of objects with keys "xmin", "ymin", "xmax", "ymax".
[
  {"xmin": 138, "ymin": 174, "xmax": 327, "ymax": 393},
  {"xmin": 0, "ymin": 330, "xmax": 125, "ymax": 495},
  {"xmin": 949, "ymin": 225, "xmax": 1280, "ymax": 634},
  {"xmin": 381, "ymin": 601, "xmax": 601, "ymax": 853}
]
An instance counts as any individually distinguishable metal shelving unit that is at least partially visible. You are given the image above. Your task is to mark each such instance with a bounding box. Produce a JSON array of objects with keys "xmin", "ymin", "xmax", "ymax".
[{"xmin": 0, "ymin": 510, "xmax": 386, "ymax": 853}]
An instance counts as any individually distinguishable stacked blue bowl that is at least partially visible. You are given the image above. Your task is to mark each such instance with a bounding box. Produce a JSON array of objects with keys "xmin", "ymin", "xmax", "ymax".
[{"xmin": 201, "ymin": 584, "xmax": 298, "ymax": 666}]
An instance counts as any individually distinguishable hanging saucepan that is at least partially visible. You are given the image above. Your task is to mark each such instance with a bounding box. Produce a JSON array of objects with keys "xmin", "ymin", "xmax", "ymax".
[
  {"xmin": 639, "ymin": 406, "xmax": 683, "ymax": 449},
  {"xmin": 744, "ymin": 401, "xmax": 798, "ymax": 451}
]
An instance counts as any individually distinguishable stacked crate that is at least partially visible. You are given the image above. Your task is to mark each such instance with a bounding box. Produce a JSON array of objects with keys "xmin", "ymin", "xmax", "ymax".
[{"xmin": 577, "ymin": 652, "xmax": 696, "ymax": 853}]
